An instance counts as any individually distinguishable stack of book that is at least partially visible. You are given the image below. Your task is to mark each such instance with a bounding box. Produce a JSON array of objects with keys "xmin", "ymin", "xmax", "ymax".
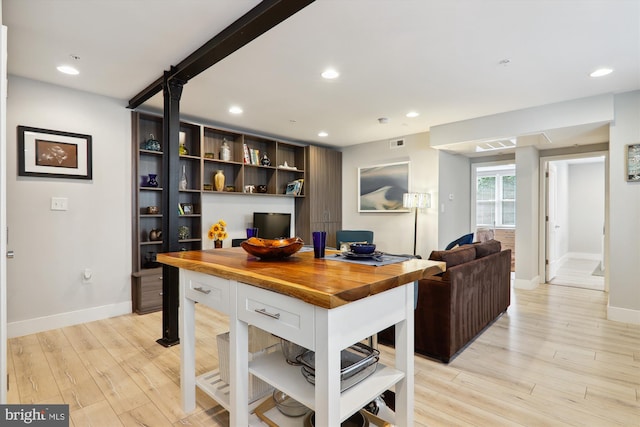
[{"xmin": 243, "ymin": 144, "xmax": 261, "ymax": 165}]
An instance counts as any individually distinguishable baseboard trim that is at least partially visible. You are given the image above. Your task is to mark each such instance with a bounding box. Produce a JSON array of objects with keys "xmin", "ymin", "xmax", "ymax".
[
  {"xmin": 514, "ymin": 275, "xmax": 540, "ymax": 290},
  {"xmin": 8, "ymin": 301, "xmax": 132, "ymax": 338},
  {"xmin": 565, "ymin": 252, "xmax": 602, "ymax": 261},
  {"xmin": 607, "ymin": 304, "xmax": 640, "ymax": 325}
]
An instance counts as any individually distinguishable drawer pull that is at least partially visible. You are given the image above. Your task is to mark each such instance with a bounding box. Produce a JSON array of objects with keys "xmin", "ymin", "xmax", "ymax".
[
  {"xmin": 255, "ymin": 308, "xmax": 280, "ymax": 319},
  {"xmin": 194, "ymin": 286, "xmax": 211, "ymax": 294}
]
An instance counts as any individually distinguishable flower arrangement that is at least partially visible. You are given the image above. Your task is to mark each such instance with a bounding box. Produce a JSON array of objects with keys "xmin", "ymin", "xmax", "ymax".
[{"xmin": 208, "ymin": 219, "xmax": 228, "ymax": 248}]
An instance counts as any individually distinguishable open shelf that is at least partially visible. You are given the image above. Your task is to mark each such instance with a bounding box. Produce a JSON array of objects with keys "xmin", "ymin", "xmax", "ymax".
[{"xmin": 249, "ymin": 349, "xmax": 403, "ymax": 423}]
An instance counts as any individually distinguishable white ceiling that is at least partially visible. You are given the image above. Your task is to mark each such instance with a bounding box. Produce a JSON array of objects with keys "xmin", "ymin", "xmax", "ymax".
[{"xmin": 4, "ymin": 0, "xmax": 639, "ymax": 154}]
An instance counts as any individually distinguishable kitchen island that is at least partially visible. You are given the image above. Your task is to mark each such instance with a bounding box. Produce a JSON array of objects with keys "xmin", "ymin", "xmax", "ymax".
[{"xmin": 157, "ymin": 247, "xmax": 444, "ymax": 426}]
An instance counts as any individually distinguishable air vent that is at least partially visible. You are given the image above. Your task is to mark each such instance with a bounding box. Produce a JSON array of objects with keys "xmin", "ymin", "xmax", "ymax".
[{"xmin": 389, "ymin": 138, "xmax": 405, "ymax": 149}]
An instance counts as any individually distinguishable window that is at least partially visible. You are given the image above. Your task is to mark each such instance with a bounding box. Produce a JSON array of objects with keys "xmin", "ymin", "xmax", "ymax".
[{"xmin": 475, "ymin": 165, "xmax": 516, "ymax": 228}]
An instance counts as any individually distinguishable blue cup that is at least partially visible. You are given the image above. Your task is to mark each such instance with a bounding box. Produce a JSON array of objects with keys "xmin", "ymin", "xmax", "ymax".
[
  {"xmin": 246, "ymin": 227, "xmax": 258, "ymax": 238},
  {"xmin": 312, "ymin": 231, "xmax": 327, "ymax": 258}
]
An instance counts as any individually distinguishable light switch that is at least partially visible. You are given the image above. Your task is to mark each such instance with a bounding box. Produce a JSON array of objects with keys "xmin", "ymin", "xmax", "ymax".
[{"xmin": 51, "ymin": 197, "xmax": 68, "ymax": 211}]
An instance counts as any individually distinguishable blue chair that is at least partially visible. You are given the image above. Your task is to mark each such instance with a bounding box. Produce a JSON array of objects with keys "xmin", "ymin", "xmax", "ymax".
[
  {"xmin": 336, "ymin": 230, "xmax": 374, "ymax": 251},
  {"xmin": 445, "ymin": 233, "xmax": 474, "ymax": 250}
]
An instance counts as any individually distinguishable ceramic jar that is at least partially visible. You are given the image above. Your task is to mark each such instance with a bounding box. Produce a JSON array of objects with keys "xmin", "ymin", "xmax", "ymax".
[{"xmin": 220, "ymin": 140, "xmax": 231, "ymax": 161}]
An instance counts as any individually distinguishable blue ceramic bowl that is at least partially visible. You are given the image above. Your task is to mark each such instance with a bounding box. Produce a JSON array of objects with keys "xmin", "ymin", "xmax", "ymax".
[{"xmin": 349, "ymin": 243, "xmax": 376, "ymax": 254}]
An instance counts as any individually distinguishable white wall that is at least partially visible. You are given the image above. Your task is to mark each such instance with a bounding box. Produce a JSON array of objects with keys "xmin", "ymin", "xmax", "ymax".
[
  {"xmin": 342, "ymin": 132, "xmax": 439, "ymax": 257},
  {"xmin": 437, "ymin": 151, "xmax": 471, "ymax": 249},
  {"xmin": 7, "ymin": 76, "xmax": 132, "ymax": 337},
  {"xmin": 608, "ymin": 90, "xmax": 640, "ymax": 323},
  {"xmin": 514, "ymin": 145, "xmax": 540, "ymax": 289},
  {"xmin": 568, "ymin": 161, "xmax": 605, "ymax": 256},
  {"xmin": 201, "ymin": 193, "xmax": 295, "ymax": 246}
]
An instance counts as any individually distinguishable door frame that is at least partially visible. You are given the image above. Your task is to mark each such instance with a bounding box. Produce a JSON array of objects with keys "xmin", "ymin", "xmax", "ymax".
[
  {"xmin": 0, "ymin": 25, "xmax": 8, "ymax": 403},
  {"xmin": 538, "ymin": 150, "xmax": 609, "ymax": 289}
]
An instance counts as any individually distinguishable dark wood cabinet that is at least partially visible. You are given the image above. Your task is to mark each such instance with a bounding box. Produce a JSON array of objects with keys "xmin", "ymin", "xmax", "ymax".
[
  {"xmin": 296, "ymin": 145, "xmax": 342, "ymax": 248},
  {"xmin": 132, "ymin": 270, "xmax": 163, "ymax": 314}
]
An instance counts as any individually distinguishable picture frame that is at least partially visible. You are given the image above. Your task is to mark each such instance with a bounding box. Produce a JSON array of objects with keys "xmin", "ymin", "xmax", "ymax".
[
  {"xmin": 358, "ymin": 161, "xmax": 410, "ymax": 212},
  {"xmin": 18, "ymin": 126, "xmax": 92, "ymax": 180},
  {"xmin": 625, "ymin": 143, "xmax": 640, "ymax": 181},
  {"xmin": 285, "ymin": 179, "xmax": 304, "ymax": 196},
  {"xmin": 180, "ymin": 203, "xmax": 194, "ymax": 215}
]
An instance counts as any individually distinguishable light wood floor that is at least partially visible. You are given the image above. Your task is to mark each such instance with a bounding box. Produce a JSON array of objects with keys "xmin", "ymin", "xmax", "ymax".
[
  {"xmin": 8, "ymin": 284, "xmax": 640, "ymax": 426},
  {"xmin": 549, "ymin": 257, "xmax": 605, "ymax": 291}
]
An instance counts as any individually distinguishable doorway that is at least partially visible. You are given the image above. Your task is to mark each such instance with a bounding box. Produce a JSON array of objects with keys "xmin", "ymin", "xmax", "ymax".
[{"xmin": 543, "ymin": 154, "xmax": 606, "ymax": 291}]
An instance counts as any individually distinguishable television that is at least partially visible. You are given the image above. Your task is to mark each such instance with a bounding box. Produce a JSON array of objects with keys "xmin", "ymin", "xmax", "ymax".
[{"xmin": 253, "ymin": 212, "xmax": 291, "ymax": 240}]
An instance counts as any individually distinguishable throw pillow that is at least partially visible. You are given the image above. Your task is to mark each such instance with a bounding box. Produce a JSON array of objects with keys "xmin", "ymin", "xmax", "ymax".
[{"xmin": 474, "ymin": 239, "xmax": 501, "ymax": 258}]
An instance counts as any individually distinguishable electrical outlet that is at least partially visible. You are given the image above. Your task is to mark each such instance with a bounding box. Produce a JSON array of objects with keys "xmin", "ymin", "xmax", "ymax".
[
  {"xmin": 51, "ymin": 197, "xmax": 68, "ymax": 211},
  {"xmin": 82, "ymin": 268, "xmax": 93, "ymax": 283}
]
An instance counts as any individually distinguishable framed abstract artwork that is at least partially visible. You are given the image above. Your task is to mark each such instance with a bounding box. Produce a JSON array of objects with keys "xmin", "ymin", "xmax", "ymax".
[
  {"xmin": 18, "ymin": 126, "xmax": 92, "ymax": 180},
  {"xmin": 358, "ymin": 161, "xmax": 410, "ymax": 212}
]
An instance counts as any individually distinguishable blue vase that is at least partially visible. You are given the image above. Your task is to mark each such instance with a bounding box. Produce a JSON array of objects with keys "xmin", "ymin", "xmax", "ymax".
[{"xmin": 148, "ymin": 174, "xmax": 158, "ymax": 187}]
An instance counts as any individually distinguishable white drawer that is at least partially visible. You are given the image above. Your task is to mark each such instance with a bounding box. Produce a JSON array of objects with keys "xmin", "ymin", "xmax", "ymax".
[
  {"xmin": 183, "ymin": 270, "xmax": 231, "ymax": 314},
  {"xmin": 237, "ymin": 283, "xmax": 315, "ymax": 350}
]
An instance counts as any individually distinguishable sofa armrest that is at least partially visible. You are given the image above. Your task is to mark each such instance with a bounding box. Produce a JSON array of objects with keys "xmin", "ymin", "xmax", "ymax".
[{"xmin": 414, "ymin": 275, "xmax": 453, "ymax": 360}]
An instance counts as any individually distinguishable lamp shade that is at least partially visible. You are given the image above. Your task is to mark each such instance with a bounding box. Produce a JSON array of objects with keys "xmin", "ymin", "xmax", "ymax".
[{"xmin": 403, "ymin": 192, "xmax": 431, "ymax": 209}]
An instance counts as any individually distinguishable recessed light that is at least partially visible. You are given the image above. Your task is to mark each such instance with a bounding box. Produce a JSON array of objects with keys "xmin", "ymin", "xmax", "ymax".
[
  {"xmin": 406, "ymin": 111, "xmax": 419, "ymax": 118},
  {"xmin": 229, "ymin": 106, "xmax": 243, "ymax": 114},
  {"xmin": 590, "ymin": 68, "xmax": 613, "ymax": 77},
  {"xmin": 321, "ymin": 68, "xmax": 339, "ymax": 79},
  {"xmin": 318, "ymin": 131, "xmax": 328, "ymax": 137},
  {"xmin": 57, "ymin": 65, "xmax": 79, "ymax": 75}
]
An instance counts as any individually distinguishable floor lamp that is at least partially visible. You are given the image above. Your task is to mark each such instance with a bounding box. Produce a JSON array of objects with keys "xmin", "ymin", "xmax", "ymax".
[{"xmin": 403, "ymin": 192, "xmax": 431, "ymax": 256}]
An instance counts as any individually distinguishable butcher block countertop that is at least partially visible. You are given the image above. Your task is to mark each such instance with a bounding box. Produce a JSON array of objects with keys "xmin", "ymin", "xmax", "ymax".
[{"xmin": 157, "ymin": 247, "xmax": 445, "ymax": 309}]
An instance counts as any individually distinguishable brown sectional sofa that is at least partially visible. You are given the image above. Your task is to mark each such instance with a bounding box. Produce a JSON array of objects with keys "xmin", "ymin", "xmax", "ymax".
[{"xmin": 378, "ymin": 240, "xmax": 511, "ymax": 362}]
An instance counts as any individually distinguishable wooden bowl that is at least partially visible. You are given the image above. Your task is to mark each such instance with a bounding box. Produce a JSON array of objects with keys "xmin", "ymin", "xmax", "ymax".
[{"xmin": 240, "ymin": 237, "xmax": 304, "ymax": 260}]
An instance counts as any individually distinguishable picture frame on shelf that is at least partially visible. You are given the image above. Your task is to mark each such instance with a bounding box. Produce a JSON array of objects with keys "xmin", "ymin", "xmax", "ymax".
[
  {"xmin": 625, "ymin": 143, "xmax": 640, "ymax": 181},
  {"xmin": 358, "ymin": 161, "xmax": 410, "ymax": 212},
  {"xmin": 180, "ymin": 203, "xmax": 194, "ymax": 215},
  {"xmin": 285, "ymin": 179, "xmax": 304, "ymax": 195},
  {"xmin": 17, "ymin": 125, "xmax": 92, "ymax": 180}
]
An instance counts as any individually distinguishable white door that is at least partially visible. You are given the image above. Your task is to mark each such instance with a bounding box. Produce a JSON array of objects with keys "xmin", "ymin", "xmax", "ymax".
[
  {"xmin": 0, "ymin": 25, "xmax": 8, "ymax": 403},
  {"xmin": 545, "ymin": 162, "xmax": 561, "ymax": 282}
]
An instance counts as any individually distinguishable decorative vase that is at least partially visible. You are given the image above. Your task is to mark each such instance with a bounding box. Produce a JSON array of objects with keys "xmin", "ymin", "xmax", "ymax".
[
  {"xmin": 220, "ymin": 139, "xmax": 231, "ymax": 161},
  {"xmin": 179, "ymin": 132, "xmax": 188, "ymax": 156},
  {"xmin": 260, "ymin": 152, "xmax": 271, "ymax": 166},
  {"xmin": 214, "ymin": 170, "xmax": 225, "ymax": 191},
  {"xmin": 142, "ymin": 133, "xmax": 161, "ymax": 151},
  {"xmin": 179, "ymin": 165, "xmax": 188, "ymax": 190},
  {"xmin": 147, "ymin": 174, "xmax": 158, "ymax": 188},
  {"xmin": 214, "ymin": 240, "xmax": 223, "ymax": 249}
]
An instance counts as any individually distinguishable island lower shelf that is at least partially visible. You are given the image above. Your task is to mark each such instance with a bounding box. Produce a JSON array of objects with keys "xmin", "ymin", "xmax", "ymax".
[
  {"xmin": 196, "ymin": 348, "xmax": 399, "ymax": 425},
  {"xmin": 249, "ymin": 349, "xmax": 402, "ymax": 423}
]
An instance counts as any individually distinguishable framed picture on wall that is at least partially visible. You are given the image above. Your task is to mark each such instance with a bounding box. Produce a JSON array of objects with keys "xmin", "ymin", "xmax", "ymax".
[
  {"xmin": 358, "ymin": 161, "xmax": 410, "ymax": 212},
  {"xmin": 17, "ymin": 126, "xmax": 92, "ymax": 180},
  {"xmin": 626, "ymin": 143, "xmax": 640, "ymax": 181}
]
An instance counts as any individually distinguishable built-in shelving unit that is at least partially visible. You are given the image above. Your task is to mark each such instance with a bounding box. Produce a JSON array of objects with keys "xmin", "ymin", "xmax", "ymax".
[{"xmin": 131, "ymin": 111, "xmax": 309, "ymax": 313}]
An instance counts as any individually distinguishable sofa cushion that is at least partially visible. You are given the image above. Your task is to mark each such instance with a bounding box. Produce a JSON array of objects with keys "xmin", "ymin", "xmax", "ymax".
[{"xmin": 474, "ymin": 239, "xmax": 502, "ymax": 259}]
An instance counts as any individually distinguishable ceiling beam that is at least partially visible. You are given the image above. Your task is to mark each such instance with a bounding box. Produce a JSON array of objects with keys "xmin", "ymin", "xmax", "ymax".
[{"xmin": 128, "ymin": 0, "xmax": 315, "ymax": 109}]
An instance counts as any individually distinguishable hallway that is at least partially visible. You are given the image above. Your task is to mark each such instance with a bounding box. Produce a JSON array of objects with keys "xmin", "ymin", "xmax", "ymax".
[{"xmin": 548, "ymin": 257, "xmax": 604, "ymax": 291}]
